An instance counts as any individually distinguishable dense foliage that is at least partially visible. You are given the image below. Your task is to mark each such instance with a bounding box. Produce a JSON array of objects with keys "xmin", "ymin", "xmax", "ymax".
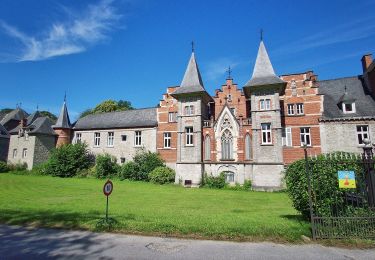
[
  {"xmin": 43, "ymin": 143, "xmax": 94, "ymax": 177},
  {"xmin": 203, "ymin": 172, "xmax": 227, "ymax": 189},
  {"xmin": 79, "ymin": 99, "xmax": 133, "ymax": 118},
  {"xmin": 285, "ymin": 152, "xmax": 365, "ymax": 219},
  {"xmin": 39, "ymin": 111, "xmax": 57, "ymax": 122},
  {"xmin": 0, "ymin": 161, "xmax": 9, "ymax": 173},
  {"xmin": 119, "ymin": 161, "xmax": 139, "ymax": 180},
  {"xmin": 133, "ymin": 151, "xmax": 165, "ymax": 180},
  {"xmin": 149, "ymin": 166, "xmax": 175, "ymax": 184},
  {"xmin": 95, "ymin": 154, "xmax": 119, "ymax": 179}
]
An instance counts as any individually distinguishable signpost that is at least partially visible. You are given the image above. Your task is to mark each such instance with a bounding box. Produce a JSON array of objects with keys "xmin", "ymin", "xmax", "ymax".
[
  {"xmin": 103, "ymin": 180, "xmax": 113, "ymax": 222},
  {"xmin": 338, "ymin": 171, "xmax": 356, "ymax": 189}
]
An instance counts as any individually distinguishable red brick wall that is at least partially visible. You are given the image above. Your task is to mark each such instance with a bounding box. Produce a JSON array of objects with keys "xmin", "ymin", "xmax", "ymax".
[
  {"xmin": 156, "ymin": 86, "xmax": 178, "ymax": 163},
  {"xmin": 280, "ymin": 71, "xmax": 322, "ymax": 164},
  {"xmin": 54, "ymin": 128, "xmax": 71, "ymax": 147}
]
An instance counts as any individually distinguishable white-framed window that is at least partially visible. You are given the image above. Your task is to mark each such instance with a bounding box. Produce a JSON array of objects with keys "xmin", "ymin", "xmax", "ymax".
[
  {"xmin": 296, "ymin": 103, "xmax": 304, "ymax": 115},
  {"xmin": 184, "ymin": 105, "xmax": 195, "ymax": 116},
  {"xmin": 163, "ymin": 132, "xmax": 171, "ymax": 148},
  {"xmin": 107, "ymin": 132, "xmax": 114, "ymax": 147},
  {"xmin": 76, "ymin": 133, "xmax": 82, "ymax": 143},
  {"xmin": 357, "ymin": 125, "xmax": 369, "ymax": 145},
  {"xmin": 22, "ymin": 148, "xmax": 27, "ymax": 158},
  {"xmin": 343, "ymin": 102, "xmax": 356, "ymax": 114},
  {"xmin": 291, "ymin": 80, "xmax": 297, "ymax": 96},
  {"xmin": 225, "ymin": 172, "xmax": 235, "ymax": 183},
  {"xmin": 261, "ymin": 123, "xmax": 272, "ymax": 144},
  {"xmin": 204, "ymin": 135, "xmax": 211, "ymax": 160},
  {"xmin": 94, "ymin": 132, "xmax": 100, "ymax": 147},
  {"xmin": 287, "ymin": 104, "xmax": 295, "ymax": 115},
  {"xmin": 300, "ymin": 127, "xmax": 311, "ymax": 146},
  {"xmin": 260, "ymin": 99, "xmax": 271, "ymax": 110},
  {"xmin": 227, "ymin": 94, "xmax": 232, "ymax": 102},
  {"xmin": 185, "ymin": 127, "xmax": 193, "ymax": 146},
  {"xmin": 121, "ymin": 135, "xmax": 127, "ymax": 142},
  {"xmin": 12, "ymin": 149, "xmax": 17, "ymax": 158},
  {"xmin": 282, "ymin": 127, "xmax": 292, "ymax": 147},
  {"xmin": 245, "ymin": 134, "xmax": 251, "ymax": 160},
  {"xmin": 168, "ymin": 112, "xmax": 177, "ymax": 122},
  {"xmin": 134, "ymin": 131, "xmax": 142, "ymax": 146}
]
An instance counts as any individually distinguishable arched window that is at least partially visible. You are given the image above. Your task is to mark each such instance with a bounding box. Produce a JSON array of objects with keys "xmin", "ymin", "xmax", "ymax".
[
  {"xmin": 221, "ymin": 130, "xmax": 233, "ymax": 160},
  {"xmin": 204, "ymin": 135, "xmax": 211, "ymax": 160},
  {"xmin": 245, "ymin": 134, "xmax": 251, "ymax": 160}
]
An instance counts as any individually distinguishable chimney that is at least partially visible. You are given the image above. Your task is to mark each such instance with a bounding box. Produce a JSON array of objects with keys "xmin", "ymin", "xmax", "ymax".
[{"xmin": 361, "ymin": 54, "xmax": 373, "ymax": 73}]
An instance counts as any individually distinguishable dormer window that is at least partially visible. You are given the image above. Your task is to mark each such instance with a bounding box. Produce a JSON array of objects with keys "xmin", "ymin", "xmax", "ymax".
[{"xmin": 342, "ymin": 102, "xmax": 355, "ymax": 114}]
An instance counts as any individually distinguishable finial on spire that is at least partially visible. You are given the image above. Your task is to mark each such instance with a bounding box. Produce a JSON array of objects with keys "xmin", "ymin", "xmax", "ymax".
[
  {"xmin": 260, "ymin": 28, "xmax": 263, "ymax": 41},
  {"xmin": 226, "ymin": 66, "xmax": 232, "ymax": 79},
  {"xmin": 191, "ymin": 41, "xmax": 195, "ymax": 53},
  {"xmin": 36, "ymin": 104, "xmax": 39, "ymax": 111},
  {"xmin": 64, "ymin": 91, "xmax": 66, "ymax": 102},
  {"xmin": 344, "ymin": 85, "xmax": 347, "ymax": 93}
]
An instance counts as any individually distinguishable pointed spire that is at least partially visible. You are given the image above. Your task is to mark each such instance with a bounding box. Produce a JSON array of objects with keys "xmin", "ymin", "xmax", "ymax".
[
  {"xmin": 244, "ymin": 40, "xmax": 284, "ymax": 87},
  {"xmin": 171, "ymin": 51, "xmax": 206, "ymax": 96},
  {"xmin": 53, "ymin": 97, "xmax": 71, "ymax": 129}
]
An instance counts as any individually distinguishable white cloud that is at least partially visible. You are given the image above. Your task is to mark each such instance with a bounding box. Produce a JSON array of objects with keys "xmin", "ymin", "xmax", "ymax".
[{"xmin": 0, "ymin": 0, "xmax": 121, "ymax": 62}]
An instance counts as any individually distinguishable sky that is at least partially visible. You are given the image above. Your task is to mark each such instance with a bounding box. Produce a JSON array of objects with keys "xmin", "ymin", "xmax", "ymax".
[{"xmin": 0, "ymin": 0, "xmax": 375, "ymax": 120}]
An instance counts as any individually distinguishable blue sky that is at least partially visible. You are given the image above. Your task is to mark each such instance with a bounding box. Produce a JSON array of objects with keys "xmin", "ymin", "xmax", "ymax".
[{"xmin": 0, "ymin": 0, "xmax": 375, "ymax": 120}]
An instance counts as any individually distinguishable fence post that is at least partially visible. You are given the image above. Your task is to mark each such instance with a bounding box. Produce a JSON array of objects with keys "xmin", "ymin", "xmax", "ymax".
[
  {"xmin": 362, "ymin": 139, "xmax": 375, "ymax": 208},
  {"xmin": 304, "ymin": 145, "xmax": 316, "ymax": 239}
]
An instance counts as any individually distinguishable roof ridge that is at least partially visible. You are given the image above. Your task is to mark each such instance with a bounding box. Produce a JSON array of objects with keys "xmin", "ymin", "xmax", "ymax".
[{"xmin": 318, "ymin": 76, "xmax": 359, "ymax": 82}]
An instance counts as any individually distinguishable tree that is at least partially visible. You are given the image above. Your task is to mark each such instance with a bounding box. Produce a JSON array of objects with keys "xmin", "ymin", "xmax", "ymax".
[
  {"xmin": 79, "ymin": 100, "xmax": 133, "ymax": 118},
  {"xmin": 39, "ymin": 111, "xmax": 57, "ymax": 122}
]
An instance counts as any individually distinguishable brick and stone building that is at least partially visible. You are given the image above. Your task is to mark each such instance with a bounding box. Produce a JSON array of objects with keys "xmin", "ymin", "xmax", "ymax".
[{"xmin": 3, "ymin": 39, "xmax": 375, "ymax": 189}]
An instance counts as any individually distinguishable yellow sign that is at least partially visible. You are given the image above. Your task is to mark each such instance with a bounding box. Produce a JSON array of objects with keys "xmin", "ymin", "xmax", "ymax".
[{"xmin": 338, "ymin": 171, "xmax": 356, "ymax": 189}]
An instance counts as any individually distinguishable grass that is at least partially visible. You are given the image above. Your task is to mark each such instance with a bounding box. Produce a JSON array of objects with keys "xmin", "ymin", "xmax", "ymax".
[{"xmin": 0, "ymin": 173, "xmax": 310, "ymax": 242}]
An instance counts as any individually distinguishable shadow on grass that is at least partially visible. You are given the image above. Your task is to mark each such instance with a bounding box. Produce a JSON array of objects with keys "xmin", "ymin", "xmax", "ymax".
[{"xmin": 0, "ymin": 208, "xmax": 101, "ymax": 229}]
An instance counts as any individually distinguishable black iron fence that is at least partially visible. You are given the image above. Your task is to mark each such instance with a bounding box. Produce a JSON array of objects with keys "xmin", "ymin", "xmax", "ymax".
[{"xmin": 305, "ymin": 142, "xmax": 375, "ymax": 239}]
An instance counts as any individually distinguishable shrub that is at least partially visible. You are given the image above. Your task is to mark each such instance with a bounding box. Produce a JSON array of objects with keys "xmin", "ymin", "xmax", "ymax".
[
  {"xmin": 44, "ymin": 143, "xmax": 94, "ymax": 177},
  {"xmin": 95, "ymin": 154, "xmax": 119, "ymax": 179},
  {"xmin": 119, "ymin": 161, "xmax": 140, "ymax": 181},
  {"xmin": 149, "ymin": 166, "xmax": 175, "ymax": 184},
  {"xmin": 0, "ymin": 161, "xmax": 9, "ymax": 173},
  {"xmin": 243, "ymin": 179, "xmax": 252, "ymax": 190},
  {"xmin": 203, "ymin": 172, "xmax": 227, "ymax": 189},
  {"xmin": 8, "ymin": 162, "xmax": 27, "ymax": 171},
  {"xmin": 285, "ymin": 152, "xmax": 363, "ymax": 219},
  {"xmin": 133, "ymin": 151, "xmax": 164, "ymax": 181}
]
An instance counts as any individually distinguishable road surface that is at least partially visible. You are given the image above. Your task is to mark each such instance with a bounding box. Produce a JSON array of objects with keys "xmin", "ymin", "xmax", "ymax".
[{"xmin": 0, "ymin": 225, "xmax": 374, "ymax": 259}]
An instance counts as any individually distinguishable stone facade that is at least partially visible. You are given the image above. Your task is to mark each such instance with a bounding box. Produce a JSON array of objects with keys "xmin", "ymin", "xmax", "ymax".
[
  {"xmin": 73, "ymin": 127, "xmax": 157, "ymax": 163},
  {"xmin": 0, "ymin": 136, "xmax": 9, "ymax": 161}
]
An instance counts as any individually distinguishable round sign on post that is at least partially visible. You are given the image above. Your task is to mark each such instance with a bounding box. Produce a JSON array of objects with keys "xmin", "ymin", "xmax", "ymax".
[{"xmin": 103, "ymin": 180, "xmax": 113, "ymax": 196}]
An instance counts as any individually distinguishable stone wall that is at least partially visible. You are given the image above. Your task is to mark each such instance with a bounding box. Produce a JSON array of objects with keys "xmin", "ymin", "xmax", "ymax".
[
  {"xmin": 320, "ymin": 120, "xmax": 375, "ymax": 154},
  {"xmin": 33, "ymin": 135, "xmax": 56, "ymax": 167},
  {"xmin": 74, "ymin": 127, "xmax": 157, "ymax": 163},
  {"xmin": 7, "ymin": 135, "xmax": 36, "ymax": 169}
]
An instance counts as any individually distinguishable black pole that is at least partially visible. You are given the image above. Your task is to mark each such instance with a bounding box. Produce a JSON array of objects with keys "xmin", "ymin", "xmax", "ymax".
[
  {"xmin": 106, "ymin": 195, "xmax": 109, "ymax": 222},
  {"xmin": 304, "ymin": 145, "xmax": 315, "ymax": 240}
]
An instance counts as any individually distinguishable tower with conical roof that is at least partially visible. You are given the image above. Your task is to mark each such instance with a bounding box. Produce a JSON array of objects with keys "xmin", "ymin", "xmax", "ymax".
[
  {"xmin": 243, "ymin": 38, "xmax": 286, "ymax": 189},
  {"xmin": 171, "ymin": 46, "xmax": 213, "ymax": 186},
  {"xmin": 53, "ymin": 96, "xmax": 72, "ymax": 147}
]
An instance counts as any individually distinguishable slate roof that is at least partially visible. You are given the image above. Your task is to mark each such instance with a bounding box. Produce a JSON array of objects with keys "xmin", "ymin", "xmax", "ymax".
[
  {"xmin": 0, "ymin": 123, "xmax": 9, "ymax": 138},
  {"xmin": 74, "ymin": 108, "xmax": 158, "ymax": 130},
  {"xmin": 10, "ymin": 117, "xmax": 57, "ymax": 136},
  {"xmin": 244, "ymin": 41, "xmax": 285, "ymax": 87},
  {"xmin": 27, "ymin": 111, "xmax": 41, "ymax": 125},
  {"xmin": 171, "ymin": 52, "xmax": 210, "ymax": 97},
  {"xmin": 319, "ymin": 76, "xmax": 375, "ymax": 121},
  {"xmin": 0, "ymin": 108, "xmax": 28, "ymax": 125},
  {"xmin": 53, "ymin": 101, "xmax": 71, "ymax": 129}
]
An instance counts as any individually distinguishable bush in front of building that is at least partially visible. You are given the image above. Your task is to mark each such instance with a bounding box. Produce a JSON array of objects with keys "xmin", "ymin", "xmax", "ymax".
[
  {"xmin": 202, "ymin": 172, "xmax": 227, "ymax": 189},
  {"xmin": 43, "ymin": 143, "xmax": 94, "ymax": 177},
  {"xmin": 95, "ymin": 154, "xmax": 119, "ymax": 179},
  {"xmin": 149, "ymin": 166, "xmax": 175, "ymax": 184},
  {"xmin": 133, "ymin": 151, "xmax": 165, "ymax": 181},
  {"xmin": 119, "ymin": 161, "xmax": 140, "ymax": 180},
  {"xmin": 0, "ymin": 161, "xmax": 9, "ymax": 173},
  {"xmin": 285, "ymin": 152, "xmax": 363, "ymax": 219}
]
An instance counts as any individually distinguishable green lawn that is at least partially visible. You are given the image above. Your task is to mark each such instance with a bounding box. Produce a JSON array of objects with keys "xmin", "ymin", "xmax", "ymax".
[{"xmin": 0, "ymin": 173, "xmax": 310, "ymax": 242}]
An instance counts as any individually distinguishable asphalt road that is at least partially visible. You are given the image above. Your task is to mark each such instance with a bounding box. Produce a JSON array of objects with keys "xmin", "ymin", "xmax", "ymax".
[{"xmin": 0, "ymin": 225, "xmax": 374, "ymax": 259}]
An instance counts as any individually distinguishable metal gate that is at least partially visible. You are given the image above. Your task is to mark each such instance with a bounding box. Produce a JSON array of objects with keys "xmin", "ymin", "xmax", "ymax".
[{"xmin": 305, "ymin": 142, "xmax": 375, "ymax": 239}]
